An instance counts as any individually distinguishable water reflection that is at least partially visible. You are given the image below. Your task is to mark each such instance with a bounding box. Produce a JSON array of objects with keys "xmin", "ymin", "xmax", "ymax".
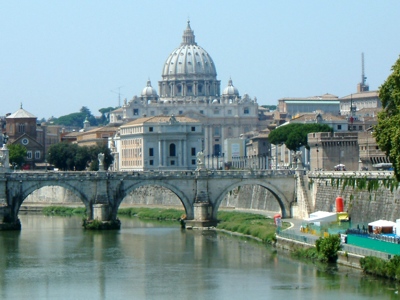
[{"xmin": 0, "ymin": 215, "xmax": 398, "ymax": 299}]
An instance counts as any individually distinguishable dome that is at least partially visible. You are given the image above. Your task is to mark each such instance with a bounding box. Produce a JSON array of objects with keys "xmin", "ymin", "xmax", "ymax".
[
  {"xmin": 161, "ymin": 21, "xmax": 217, "ymax": 80},
  {"xmin": 222, "ymin": 79, "xmax": 239, "ymax": 96},
  {"xmin": 141, "ymin": 80, "xmax": 158, "ymax": 97}
]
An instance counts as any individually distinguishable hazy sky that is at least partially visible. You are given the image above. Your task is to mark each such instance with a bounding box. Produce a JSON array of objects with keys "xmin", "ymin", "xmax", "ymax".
[{"xmin": 1, "ymin": 1, "xmax": 399, "ymax": 119}]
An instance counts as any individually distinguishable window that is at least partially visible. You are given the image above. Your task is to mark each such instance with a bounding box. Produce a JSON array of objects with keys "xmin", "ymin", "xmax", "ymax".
[
  {"xmin": 35, "ymin": 151, "xmax": 41, "ymax": 159},
  {"xmin": 337, "ymin": 125, "xmax": 342, "ymax": 130},
  {"xmin": 191, "ymin": 147, "xmax": 196, "ymax": 156},
  {"xmin": 149, "ymin": 160, "xmax": 154, "ymax": 166},
  {"xmin": 169, "ymin": 143, "xmax": 176, "ymax": 156},
  {"xmin": 18, "ymin": 123, "xmax": 25, "ymax": 133},
  {"xmin": 179, "ymin": 110, "xmax": 183, "ymax": 115},
  {"xmin": 187, "ymin": 86, "xmax": 192, "ymax": 94},
  {"xmin": 27, "ymin": 151, "xmax": 32, "ymax": 159},
  {"xmin": 170, "ymin": 160, "xmax": 175, "ymax": 165},
  {"xmin": 191, "ymin": 126, "xmax": 195, "ymax": 132},
  {"xmin": 244, "ymin": 107, "xmax": 249, "ymax": 114},
  {"xmin": 149, "ymin": 127, "xmax": 153, "ymax": 132},
  {"xmin": 192, "ymin": 159, "xmax": 196, "ymax": 165},
  {"xmin": 214, "ymin": 109, "xmax": 220, "ymax": 115},
  {"xmin": 200, "ymin": 110, "xmax": 204, "ymax": 114},
  {"xmin": 214, "ymin": 127, "xmax": 220, "ymax": 136},
  {"xmin": 133, "ymin": 109, "xmax": 139, "ymax": 115},
  {"xmin": 149, "ymin": 148, "xmax": 154, "ymax": 156},
  {"xmin": 228, "ymin": 110, "xmax": 232, "ymax": 115}
]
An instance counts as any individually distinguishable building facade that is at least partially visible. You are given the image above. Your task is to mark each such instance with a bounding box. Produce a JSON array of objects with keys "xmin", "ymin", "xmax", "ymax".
[
  {"xmin": 5, "ymin": 106, "xmax": 44, "ymax": 169},
  {"xmin": 114, "ymin": 115, "xmax": 202, "ymax": 171},
  {"xmin": 277, "ymin": 93, "xmax": 341, "ymax": 120},
  {"xmin": 109, "ymin": 22, "xmax": 268, "ymax": 157}
]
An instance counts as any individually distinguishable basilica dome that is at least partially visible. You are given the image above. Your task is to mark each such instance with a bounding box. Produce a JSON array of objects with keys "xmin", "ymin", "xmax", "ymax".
[
  {"xmin": 141, "ymin": 79, "xmax": 158, "ymax": 97},
  {"xmin": 222, "ymin": 79, "xmax": 239, "ymax": 97},
  {"xmin": 161, "ymin": 21, "xmax": 217, "ymax": 81},
  {"xmin": 158, "ymin": 22, "xmax": 220, "ymax": 99}
]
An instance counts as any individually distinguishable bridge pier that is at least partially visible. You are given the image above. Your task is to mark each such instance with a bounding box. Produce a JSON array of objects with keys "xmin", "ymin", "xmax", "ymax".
[
  {"xmin": 0, "ymin": 205, "xmax": 21, "ymax": 230},
  {"xmin": 83, "ymin": 173, "xmax": 121, "ymax": 230},
  {"xmin": 185, "ymin": 171, "xmax": 218, "ymax": 228},
  {"xmin": 84, "ymin": 203, "xmax": 121, "ymax": 230},
  {"xmin": 186, "ymin": 202, "xmax": 217, "ymax": 228}
]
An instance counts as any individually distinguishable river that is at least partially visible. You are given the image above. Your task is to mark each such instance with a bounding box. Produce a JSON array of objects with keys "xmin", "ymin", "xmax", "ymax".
[{"xmin": 0, "ymin": 215, "xmax": 398, "ymax": 299}]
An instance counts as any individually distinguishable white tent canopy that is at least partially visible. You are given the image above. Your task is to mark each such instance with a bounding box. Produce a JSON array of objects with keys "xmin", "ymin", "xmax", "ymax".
[{"xmin": 368, "ymin": 220, "xmax": 396, "ymax": 227}]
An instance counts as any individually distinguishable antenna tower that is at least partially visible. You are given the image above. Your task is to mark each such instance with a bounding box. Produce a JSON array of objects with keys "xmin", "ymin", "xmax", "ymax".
[
  {"xmin": 361, "ymin": 53, "xmax": 365, "ymax": 86},
  {"xmin": 111, "ymin": 86, "xmax": 123, "ymax": 107},
  {"xmin": 358, "ymin": 53, "xmax": 369, "ymax": 92}
]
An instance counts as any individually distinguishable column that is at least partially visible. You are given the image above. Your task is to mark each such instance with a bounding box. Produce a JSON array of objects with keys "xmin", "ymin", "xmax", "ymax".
[
  {"xmin": 182, "ymin": 140, "xmax": 187, "ymax": 168},
  {"xmin": 163, "ymin": 140, "xmax": 167, "ymax": 167},
  {"xmin": 158, "ymin": 140, "xmax": 163, "ymax": 167}
]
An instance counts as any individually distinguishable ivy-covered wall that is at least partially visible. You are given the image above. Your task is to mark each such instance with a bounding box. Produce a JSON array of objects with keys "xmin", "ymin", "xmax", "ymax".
[{"xmin": 308, "ymin": 172, "xmax": 400, "ymax": 224}]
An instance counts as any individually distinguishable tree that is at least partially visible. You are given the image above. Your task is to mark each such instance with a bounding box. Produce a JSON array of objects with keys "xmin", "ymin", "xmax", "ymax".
[
  {"xmin": 98, "ymin": 106, "xmax": 118, "ymax": 125},
  {"xmin": 51, "ymin": 106, "xmax": 98, "ymax": 128},
  {"xmin": 87, "ymin": 144, "xmax": 113, "ymax": 171},
  {"xmin": 268, "ymin": 123, "xmax": 333, "ymax": 151},
  {"xmin": 7, "ymin": 144, "xmax": 27, "ymax": 168},
  {"xmin": 315, "ymin": 234, "xmax": 342, "ymax": 263},
  {"xmin": 47, "ymin": 142, "xmax": 113, "ymax": 171},
  {"xmin": 48, "ymin": 142, "xmax": 77, "ymax": 171},
  {"xmin": 374, "ymin": 56, "xmax": 400, "ymax": 180}
]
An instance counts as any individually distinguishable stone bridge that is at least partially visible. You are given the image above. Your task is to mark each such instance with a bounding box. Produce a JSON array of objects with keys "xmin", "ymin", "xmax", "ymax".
[{"xmin": 0, "ymin": 169, "xmax": 298, "ymax": 230}]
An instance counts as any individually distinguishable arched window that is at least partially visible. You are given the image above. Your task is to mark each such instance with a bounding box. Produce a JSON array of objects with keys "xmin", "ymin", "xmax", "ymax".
[{"xmin": 169, "ymin": 143, "xmax": 176, "ymax": 157}]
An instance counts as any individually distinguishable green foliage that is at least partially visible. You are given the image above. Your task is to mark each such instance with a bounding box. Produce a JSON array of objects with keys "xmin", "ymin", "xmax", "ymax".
[
  {"xmin": 118, "ymin": 207, "xmax": 184, "ymax": 220},
  {"xmin": 82, "ymin": 219, "xmax": 121, "ymax": 230},
  {"xmin": 42, "ymin": 206, "xmax": 86, "ymax": 216},
  {"xmin": 292, "ymin": 234, "xmax": 341, "ymax": 263},
  {"xmin": 374, "ymin": 56, "xmax": 400, "ymax": 181},
  {"xmin": 7, "ymin": 144, "xmax": 27, "ymax": 167},
  {"xmin": 47, "ymin": 142, "xmax": 113, "ymax": 171},
  {"xmin": 51, "ymin": 106, "xmax": 98, "ymax": 128},
  {"xmin": 315, "ymin": 234, "xmax": 342, "ymax": 263},
  {"xmin": 217, "ymin": 211, "xmax": 289, "ymax": 244},
  {"xmin": 360, "ymin": 255, "xmax": 400, "ymax": 280},
  {"xmin": 291, "ymin": 247, "xmax": 320, "ymax": 260},
  {"xmin": 98, "ymin": 107, "xmax": 118, "ymax": 125},
  {"xmin": 268, "ymin": 123, "xmax": 333, "ymax": 151}
]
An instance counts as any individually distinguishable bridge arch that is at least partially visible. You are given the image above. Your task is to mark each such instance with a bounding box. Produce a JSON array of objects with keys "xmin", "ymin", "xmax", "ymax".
[
  {"xmin": 212, "ymin": 179, "xmax": 292, "ymax": 219},
  {"xmin": 8, "ymin": 181, "xmax": 90, "ymax": 221},
  {"xmin": 112, "ymin": 180, "xmax": 193, "ymax": 219}
]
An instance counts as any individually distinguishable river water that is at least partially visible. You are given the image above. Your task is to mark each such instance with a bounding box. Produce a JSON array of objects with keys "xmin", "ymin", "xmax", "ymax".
[{"xmin": 0, "ymin": 215, "xmax": 398, "ymax": 300}]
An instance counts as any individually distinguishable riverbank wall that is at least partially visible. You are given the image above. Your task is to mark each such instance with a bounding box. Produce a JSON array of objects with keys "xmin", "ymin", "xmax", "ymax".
[
  {"xmin": 275, "ymin": 235, "xmax": 364, "ymax": 269},
  {"xmin": 305, "ymin": 171, "xmax": 399, "ymax": 224}
]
